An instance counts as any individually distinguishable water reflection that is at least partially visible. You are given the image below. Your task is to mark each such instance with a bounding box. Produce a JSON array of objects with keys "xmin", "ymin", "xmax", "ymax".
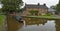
[
  {"xmin": 18, "ymin": 19, "xmax": 56, "ymax": 31},
  {"xmin": 7, "ymin": 15, "xmax": 23, "ymax": 31},
  {"xmin": 55, "ymin": 20, "xmax": 60, "ymax": 31},
  {"xmin": 8, "ymin": 16, "xmax": 60, "ymax": 31}
]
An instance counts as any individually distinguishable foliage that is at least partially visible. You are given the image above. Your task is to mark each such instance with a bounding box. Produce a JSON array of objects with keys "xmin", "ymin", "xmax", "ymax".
[
  {"xmin": 56, "ymin": 1, "xmax": 60, "ymax": 12},
  {"xmin": 1, "ymin": 0, "xmax": 23, "ymax": 13},
  {"xmin": 30, "ymin": 10, "xmax": 35, "ymax": 15},
  {"xmin": 50, "ymin": 6, "xmax": 56, "ymax": 9},
  {"xmin": 42, "ymin": 13, "xmax": 52, "ymax": 16},
  {"xmin": 0, "ymin": 15, "xmax": 5, "ymax": 26},
  {"xmin": 18, "ymin": 8, "xmax": 24, "ymax": 13},
  {"xmin": 0, "ymin": 9, "xmax": 2, "ymax": 13},
  {"xmin": 30, "ymin": 10, "xmax": 38, "ymax": 15}
]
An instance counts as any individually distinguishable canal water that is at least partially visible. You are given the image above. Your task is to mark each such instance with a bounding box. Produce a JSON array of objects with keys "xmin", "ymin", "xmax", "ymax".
[
  {"xmin": 18, "ymin": 20, "xmax": 55, "ymax": 31},
  {"xmin": 7, "ymin": 15, "xmax": 60, "ymax": 31}
]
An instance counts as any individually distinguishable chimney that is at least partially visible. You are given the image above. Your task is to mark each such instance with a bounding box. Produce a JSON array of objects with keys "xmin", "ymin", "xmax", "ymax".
[
  {"xmin": 38, "ymin": 3, "xmax": 40, "ymax": 5},
  {"xmin": 43, "ymin": 3, "xmax": 46, "ymax": 6}
]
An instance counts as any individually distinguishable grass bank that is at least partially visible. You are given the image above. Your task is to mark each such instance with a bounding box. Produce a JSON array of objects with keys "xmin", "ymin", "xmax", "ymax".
[
  {"xmin": 23, "ymin": 15, "xmax": 60, "ymax": 20},
  {"xmin": 0, "ymin": 15, "xmax": 5, "ymax": 26}
]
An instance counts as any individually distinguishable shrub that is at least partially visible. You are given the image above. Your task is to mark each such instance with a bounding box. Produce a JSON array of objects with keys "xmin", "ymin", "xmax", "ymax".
[{"xmin": 42, "ymin": 13, "xmax": 52, "ymax": 16}]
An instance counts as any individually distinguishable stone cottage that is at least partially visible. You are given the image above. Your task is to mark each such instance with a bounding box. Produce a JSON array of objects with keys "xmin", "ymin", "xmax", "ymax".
[{"xmin": 21, "ymin": 3, "xmax": 48, "ymax": 16}]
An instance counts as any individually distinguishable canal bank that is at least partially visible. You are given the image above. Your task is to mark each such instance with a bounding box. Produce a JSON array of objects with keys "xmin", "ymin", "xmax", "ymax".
[
  {"xmin": 0, "ymin": 15, "xmax": 6, "ymax": 31},
  {"xmin": 4, "ymin": 14, "xmax": 60, "ymax": 31},
  {"xmin": 7, "ymin": 15, "xmax": 23, "ymax": 31},
  {"xmin": 22, "ymin": 16, "xmax": 60, "ymax": 20}
]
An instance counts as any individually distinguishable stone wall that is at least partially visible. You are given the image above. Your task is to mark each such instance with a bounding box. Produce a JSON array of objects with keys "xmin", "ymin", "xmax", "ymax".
[{"xmin": 21, "ymin": 8, "xmax": 48, "ymax": 16}]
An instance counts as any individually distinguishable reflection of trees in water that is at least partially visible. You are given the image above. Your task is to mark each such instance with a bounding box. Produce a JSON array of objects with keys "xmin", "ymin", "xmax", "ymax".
[
  {"xmin": 7, "ymin": 15, "xmax": 23, "ymax": 31},
  {"xmin": 55, "ymin": 20, "xmax": 60, "ymax": 31},
  {"xmin": 25, "ymin": 18, "xmax": 47, "ymax": 26}
]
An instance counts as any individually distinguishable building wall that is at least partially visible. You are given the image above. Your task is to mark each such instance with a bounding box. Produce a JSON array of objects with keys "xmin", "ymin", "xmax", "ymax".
[{"xmin": 21, "ymin": 8, "xmax": 48, "ymax": 16}]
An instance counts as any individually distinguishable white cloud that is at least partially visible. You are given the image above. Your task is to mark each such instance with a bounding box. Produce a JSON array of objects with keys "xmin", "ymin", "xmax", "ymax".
[
  {"xmin": 0, "ymin": 0, "xmax": 59, "ymax": 8},
  {"xmin": 22, "ymin": 0, "xmax": 59, "ymax": 8},
  {"xmin": 0, "ymin": 4, "xmax": 2, "ymax": 8}
]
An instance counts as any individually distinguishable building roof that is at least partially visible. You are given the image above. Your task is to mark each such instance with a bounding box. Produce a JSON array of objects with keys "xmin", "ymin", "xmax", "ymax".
[
  {"xmin": 24, "ymin": 3, "xmax": 48, "ymax": 9},
  {"xmin": 48, "ymin": 8, "xmax": 56, "ymax": 12}
]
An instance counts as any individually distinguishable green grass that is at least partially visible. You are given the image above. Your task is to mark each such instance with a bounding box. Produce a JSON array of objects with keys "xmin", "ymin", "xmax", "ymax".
[
  {"xmin": 25, "ymin": 15, "xmax": 60, "ymax": 20},
  {"xmin": 0, "ymin": 15, "xmax": 5, "ymax": 26}
]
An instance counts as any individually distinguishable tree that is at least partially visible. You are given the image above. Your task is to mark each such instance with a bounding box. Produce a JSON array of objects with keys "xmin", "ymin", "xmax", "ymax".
[
  {"xmin": 0, "ymin": 9, "xmax": 1, "ymax": 12},
  {"xmin": 30, "ymin": 10, "xmax": 38, "ymax": 16},
  {"xmin": 0, "ymin": 0, "xmax": 23, "ymax": 31},
  {"xmin": 50, "ymin": 6, "xmax": 56, "ymax": 9},
  {"xmin": 56, "ymin": 1, "xmax": 60, "ymax": 12},
  {"xmin": 1, "ymin": 0, "xmax": 23, "ymax": 14}
]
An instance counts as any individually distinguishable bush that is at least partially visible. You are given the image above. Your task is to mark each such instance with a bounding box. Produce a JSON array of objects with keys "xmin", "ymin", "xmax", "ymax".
[
  {"xmin": 0, "ymin": 15, "xmax": 5, "ymax": 25},
  {"xmin": 42, "ymin": 13, "xmax": 52, "ymax": 16}
]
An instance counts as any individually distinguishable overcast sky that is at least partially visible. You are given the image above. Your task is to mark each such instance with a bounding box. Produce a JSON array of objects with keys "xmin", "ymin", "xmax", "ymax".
[
  {"xmin": 0, "ymin": 0, "xmax": 59, "ymax": 8},
  {"xmin": 22, "ymin": 0, "xmax": 59, "ymax": 8}
]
